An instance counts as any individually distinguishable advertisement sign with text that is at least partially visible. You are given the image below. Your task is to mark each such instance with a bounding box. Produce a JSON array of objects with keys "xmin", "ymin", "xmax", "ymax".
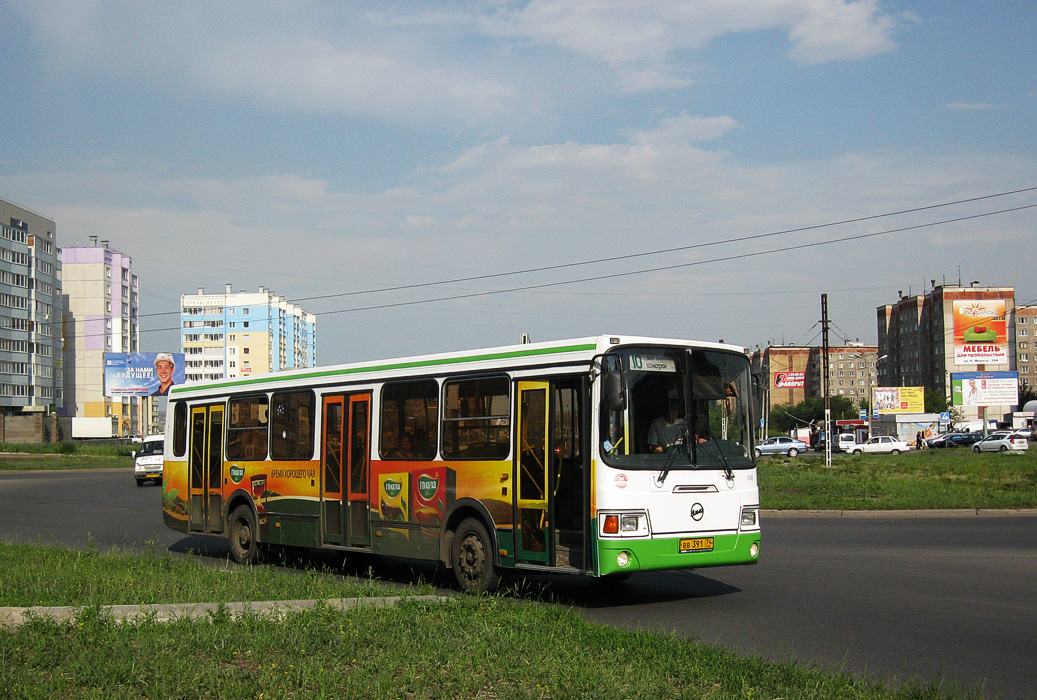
[
  {"xmin": 952, "ymin": 299, "xmax": 1008, "ymax": 365},
  {"xmin": 951, "ymin": 372, "xmax": 1019, "ymax": 407},
  {"xmin": 871, "ymin": 386, "xmax": 925, "ymax": 414},
  {"xmin": 104, "ymin": 352, "xmax": 186, "ymax": 397},
  {"xmin": 773, "ymin": 371, "xmax": 806, "ymax": 388}
]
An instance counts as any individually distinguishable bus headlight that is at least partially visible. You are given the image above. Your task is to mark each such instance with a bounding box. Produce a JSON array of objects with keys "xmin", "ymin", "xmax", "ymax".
[
  {"xmin": 600, "ymin": 511, "xmax": 649, "ymax": 537},
  {"xmin": 741, "ymin": 507, "xmax": 758, "ymax": 528},
  {"xmin": 616, "ymin": 551, "xmax": 630, "ymax": 567}
]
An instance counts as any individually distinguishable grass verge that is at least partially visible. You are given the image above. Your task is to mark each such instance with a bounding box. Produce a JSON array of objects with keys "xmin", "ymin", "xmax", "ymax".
[
  {"xmin": 0, "ymin": 542, "xmax": 429, "ymax": 607},
  {"xmin": 0, "ymin": 544, "xmax": 980, "ymax": 700},
  {"xmin": 759, "ymin": 449, "xmax": 1037, "ymax": 510},
  {"xmin": 0, "ymin": 441, "xmax": 133, "ymax": 471}
]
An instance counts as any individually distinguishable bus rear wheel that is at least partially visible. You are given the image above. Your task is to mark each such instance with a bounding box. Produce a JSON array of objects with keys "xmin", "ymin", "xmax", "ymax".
[
  {"xmin": 451, "ymin": 518, "xmax": 499, "ymax": 594},
  {"xmin": 228, "ymin": 505, "xmax": 260, "ymax": 565}
]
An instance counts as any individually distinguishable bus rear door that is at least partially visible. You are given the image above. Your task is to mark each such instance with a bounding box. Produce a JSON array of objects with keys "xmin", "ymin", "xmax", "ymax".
[{"xmin": 321, "ymin": 393, "xmax": 371, "ymax": 547}]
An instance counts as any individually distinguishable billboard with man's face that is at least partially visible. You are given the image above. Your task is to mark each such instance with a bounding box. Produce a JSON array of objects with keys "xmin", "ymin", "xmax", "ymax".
[{"xmin": 105, "ymin": 353, "xmax": 186, "ymax": 397}]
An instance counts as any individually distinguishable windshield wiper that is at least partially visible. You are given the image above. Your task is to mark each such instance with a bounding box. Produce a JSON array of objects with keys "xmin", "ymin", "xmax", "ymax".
[{"xmin": 657, "ymin": 423, "xmax": 689, "ymax": 486}]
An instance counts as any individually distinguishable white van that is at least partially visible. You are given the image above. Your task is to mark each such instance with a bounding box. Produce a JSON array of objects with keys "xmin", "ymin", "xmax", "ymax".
[
  {"xmin": 836, "ymin": 433, "xmax": 856, "ymax": 453},
  {"xmin": 132, "ymin": 434, "xmax": 164, "ymax": 486}
]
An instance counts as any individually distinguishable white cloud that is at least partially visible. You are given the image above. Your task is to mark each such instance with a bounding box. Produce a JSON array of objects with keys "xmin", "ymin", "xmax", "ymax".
[
  {"xmin": 484, "ymin": 0, "xmax": 900, "ymax": 75},
  {"xmin": 14, "ymin": 0, "xmax": 520, "ymax": 124}
]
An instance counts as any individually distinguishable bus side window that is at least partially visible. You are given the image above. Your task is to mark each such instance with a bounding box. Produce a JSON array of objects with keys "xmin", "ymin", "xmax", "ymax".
[
  {"xmin": 227, "ymin": 395, "xmax": 269, "ymax": 460},
  {"xmin": 442, "ymin": 376, "xmax": 510, "ymax": 460},
  {"xmin": 172, "ymin": 401, "xmax": 188, "ymax": 457}
]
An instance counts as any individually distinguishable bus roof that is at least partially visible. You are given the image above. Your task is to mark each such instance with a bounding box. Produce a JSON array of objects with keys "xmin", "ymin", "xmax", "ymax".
[{"xmin": 168, "ymin": 334, "xmax": 746, "ymax": 399}]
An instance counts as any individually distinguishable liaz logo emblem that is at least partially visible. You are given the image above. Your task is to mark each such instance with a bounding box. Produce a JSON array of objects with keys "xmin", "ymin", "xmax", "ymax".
[
  {"xmin": 690, "ymin": 503, "xmax": 704, "ymax": 521},
  {"xmin": 417, "ymin": 475, "xmax": 439, "ymax": 500},
  {"xmin": 230, "ymin": 465, "xmax": 245, "ymax": 484},
  {"xmin": 383, "ymin": 480, "xmax": 402, "ymax": 498}
]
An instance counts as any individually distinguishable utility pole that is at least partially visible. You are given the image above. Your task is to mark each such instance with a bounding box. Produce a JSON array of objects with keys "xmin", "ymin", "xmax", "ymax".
[{"xmin": 821, "ymin": 294, "xmax": 832, "ymax": 467}]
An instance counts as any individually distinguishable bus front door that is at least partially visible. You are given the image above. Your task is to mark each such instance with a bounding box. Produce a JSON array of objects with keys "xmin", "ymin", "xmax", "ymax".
[
  {"xmin": 321, "ymin": 393, "xmax": 371, "ymax": 548},
  {"xmin": 516, "ymin": 382, "xmax": 550, "ymax": 563},
  {"xmin": 189, "ymin": 404, "xmax": 225, "ymax": 535}
]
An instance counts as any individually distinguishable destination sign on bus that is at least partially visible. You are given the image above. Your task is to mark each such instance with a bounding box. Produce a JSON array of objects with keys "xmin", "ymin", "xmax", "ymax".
[{"xmin": 628, "ymin": 354, "xmax": 676, "ymax": 372}]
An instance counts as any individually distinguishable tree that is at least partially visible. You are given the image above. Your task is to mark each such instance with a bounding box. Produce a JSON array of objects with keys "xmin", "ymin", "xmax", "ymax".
[
  {"xmin": 924, "ymin": 388, "xmax": 949, "ymax": 414},
  {"xmin": 769, "ymin": 395, "xmax": 859, "ymax": 434},
  {"xmin": 1019, "ymin": 384, "xmax": 1037, "ymax": 408}
]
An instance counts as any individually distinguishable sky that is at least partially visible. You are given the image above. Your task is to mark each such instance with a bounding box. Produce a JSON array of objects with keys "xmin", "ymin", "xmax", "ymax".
[{"xmin": 2, "ymin": 0, "xmax": 1035, "ymax": 364}]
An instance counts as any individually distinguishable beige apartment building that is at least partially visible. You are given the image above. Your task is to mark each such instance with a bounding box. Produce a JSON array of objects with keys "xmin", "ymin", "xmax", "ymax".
[{"xmin": 61, "ymin": 238, "xmax": 140, "ymax": 436}]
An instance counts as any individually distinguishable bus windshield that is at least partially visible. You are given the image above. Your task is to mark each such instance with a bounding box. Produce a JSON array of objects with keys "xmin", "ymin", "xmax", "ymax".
[{"xmin": 600, "ymin": 346, "xmax": 754, "ymax": 470}]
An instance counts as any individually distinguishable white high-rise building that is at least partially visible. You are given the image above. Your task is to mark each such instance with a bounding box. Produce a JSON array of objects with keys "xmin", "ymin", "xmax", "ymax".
[{"xmin": 180, "ymin": 285, "xmax": 316, "ymax": 381}]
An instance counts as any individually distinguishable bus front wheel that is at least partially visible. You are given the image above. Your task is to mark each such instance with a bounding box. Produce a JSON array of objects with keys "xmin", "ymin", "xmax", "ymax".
[
  {"xmin": 451, "ymin": 518, "xmax": 499, "ymax": 594},
  {"xmin": 228, "ymin": 505, "xmax": 260, "ymax": 565}
]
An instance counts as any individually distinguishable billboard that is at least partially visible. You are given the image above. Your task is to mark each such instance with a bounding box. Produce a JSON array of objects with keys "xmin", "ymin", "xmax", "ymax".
[
  {"xmin": 952, "ymin": 299, "xmax": 1008, "ymax": 365},
  {"xmin": 105, "ymin": 352, "xmax": 186, "ymax": 397},
  {"xmin": 773, "ymin": 371, "xmax": 805, "ymax": 389},
  {"xmin": 951, "ymin": 372, "xmax": 1019, "ymax": 407},
  {"xmin": 871, "ymin": 386, "xmax": 925, "ymax": 414}
]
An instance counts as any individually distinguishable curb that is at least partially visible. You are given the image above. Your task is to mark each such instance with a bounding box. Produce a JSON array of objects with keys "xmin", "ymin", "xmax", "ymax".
[{"xmin": 0, "ymin": 595, "xmax": 449, "ymax": 629}]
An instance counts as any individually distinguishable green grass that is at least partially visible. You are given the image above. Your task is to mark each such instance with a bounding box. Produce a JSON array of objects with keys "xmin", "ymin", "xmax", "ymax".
[
  {"xmin": 0, "ymin": 542, "xmax": 427, "ymax": 607},
  {"xmin": 0, "ymin": 441, "xmax": 133, "ymax": 471},
  {"xmin": 0, "ymin": 544, "xmax": 980, "ymax": 699},
  {"xmin": 759, "ymin": 449, "xmax": 1037, "ymax": 510}
]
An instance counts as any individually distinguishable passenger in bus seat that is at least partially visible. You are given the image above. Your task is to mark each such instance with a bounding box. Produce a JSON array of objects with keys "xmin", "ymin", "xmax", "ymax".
[{"xmin": 390, "ymin": 433, "xmax": 417, "ymax": 459}]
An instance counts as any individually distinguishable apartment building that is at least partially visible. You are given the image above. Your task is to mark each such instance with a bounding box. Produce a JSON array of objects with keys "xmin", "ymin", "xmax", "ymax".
[
  {"xmin": 1016, "ymin": 304, "xmax": 1036, "ymax": 390},
  {"xmin": 0, "ymin": 198, "xmax": 62, "ymax": 416},
  {"xmin": 180, "ymin": 285, "xmax": 316, "ymax": 381},
  {"xmin": 877, "ymin": 284, "xmax": 1016, "ymax": 419},
  {"xmin": 61, "ymin": 237, "xmax": 140, "ymax": 436},
  {"xmin": 751, "ymin": 343, "xmax": 879, "ymax": 411}
]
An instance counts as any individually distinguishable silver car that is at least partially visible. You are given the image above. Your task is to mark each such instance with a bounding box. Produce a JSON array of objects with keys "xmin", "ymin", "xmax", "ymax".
[
  {"xmin": 755, "ymin": 436, "xmax": 809, "ymax": 458},
  {"xmin": 972, "ymin": 433, "xmax": 1029, "ymax": 453}
]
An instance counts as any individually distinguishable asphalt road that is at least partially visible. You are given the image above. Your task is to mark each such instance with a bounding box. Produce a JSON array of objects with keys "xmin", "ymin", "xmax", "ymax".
[{"xmin": 2, "ymin": 468, "xmax": 1035, "ymax": 699}]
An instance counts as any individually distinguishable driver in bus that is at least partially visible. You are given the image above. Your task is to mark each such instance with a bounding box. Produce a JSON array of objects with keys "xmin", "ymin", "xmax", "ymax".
[{"xmin": 648, "ymin": 399, "xmax": 686, "ymax": 453}]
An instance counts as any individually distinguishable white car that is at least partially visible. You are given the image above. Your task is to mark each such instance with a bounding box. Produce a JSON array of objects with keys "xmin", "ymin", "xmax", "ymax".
[
  {"xmin": 133, "ymin": 434, "xmax": 165, "ymax": 486},
  {"xmin": 849, "ymin": 435, "xmax": 910, "ymax": 455},
  {"xmin": 972, "ymin": 433, "xmax": 1029, "ymax": 453}
]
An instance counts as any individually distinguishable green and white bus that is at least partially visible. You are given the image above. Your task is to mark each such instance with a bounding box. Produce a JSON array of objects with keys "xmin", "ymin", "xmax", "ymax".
[{"xmin": 162, "ymin": 335, "xmax": 760, "ymax": 592}]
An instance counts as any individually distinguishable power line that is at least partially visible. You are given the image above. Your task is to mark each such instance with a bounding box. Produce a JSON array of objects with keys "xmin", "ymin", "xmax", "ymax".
[{"xmin": 48, "ymin": 194, "xmax": 1037, "ymax": 338}]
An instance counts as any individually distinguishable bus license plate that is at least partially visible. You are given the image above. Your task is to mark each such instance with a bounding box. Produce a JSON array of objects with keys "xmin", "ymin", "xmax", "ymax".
[{"xmin": 679, "ymin": 537, "xmax": 714, "ymax": 553}]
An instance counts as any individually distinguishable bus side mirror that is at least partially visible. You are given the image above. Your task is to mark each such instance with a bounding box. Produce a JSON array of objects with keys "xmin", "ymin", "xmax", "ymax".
[{"xmin": 604, "ymin": 370, "xmax": 626, "ymax": 411}]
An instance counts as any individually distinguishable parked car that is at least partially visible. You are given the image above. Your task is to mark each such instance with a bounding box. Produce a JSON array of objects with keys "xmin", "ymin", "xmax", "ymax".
[
  {"xmin": 945, "ymin": 433, "xmax": 983, "ymax": 449},
  {"xmin": 755, "ymin": 436, "xmax": 809, "ymax": 458},
  {"xmin": 972, "ymin": 433, "xmax": 1029, "ymax": 453},
  {"xmin": 836, "ymin": 433, "xmax": 856, "ymax": 452},
  {"xmin": 132, "ymin": 434, "xmax": 164, "ymax": 486},
  {"xmin": 849, "ymin": 435, "xmax": 910, "ymax": 455},
  {"xmin": 925, "ymin": 433, "xmax": 956, "ymax": 449}
]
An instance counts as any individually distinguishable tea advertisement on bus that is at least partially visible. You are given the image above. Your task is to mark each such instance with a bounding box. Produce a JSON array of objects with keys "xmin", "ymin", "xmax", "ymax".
[
  {"xmin": 952, "ymin": 299, "xmax": 1008, "ymax": 365},
  {"xmin": 951, "ymin": 372, "xmax": 1019, "ymax": 407},
  {"xmin": 105, "ymin": 352, "xmax": 185, "ymax": 397}
]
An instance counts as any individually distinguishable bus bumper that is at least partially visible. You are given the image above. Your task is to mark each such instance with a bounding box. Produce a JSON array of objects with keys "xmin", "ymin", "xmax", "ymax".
[{"xmin": 596, "ymin": 532, "xmax": 761, "ymax": 577}]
